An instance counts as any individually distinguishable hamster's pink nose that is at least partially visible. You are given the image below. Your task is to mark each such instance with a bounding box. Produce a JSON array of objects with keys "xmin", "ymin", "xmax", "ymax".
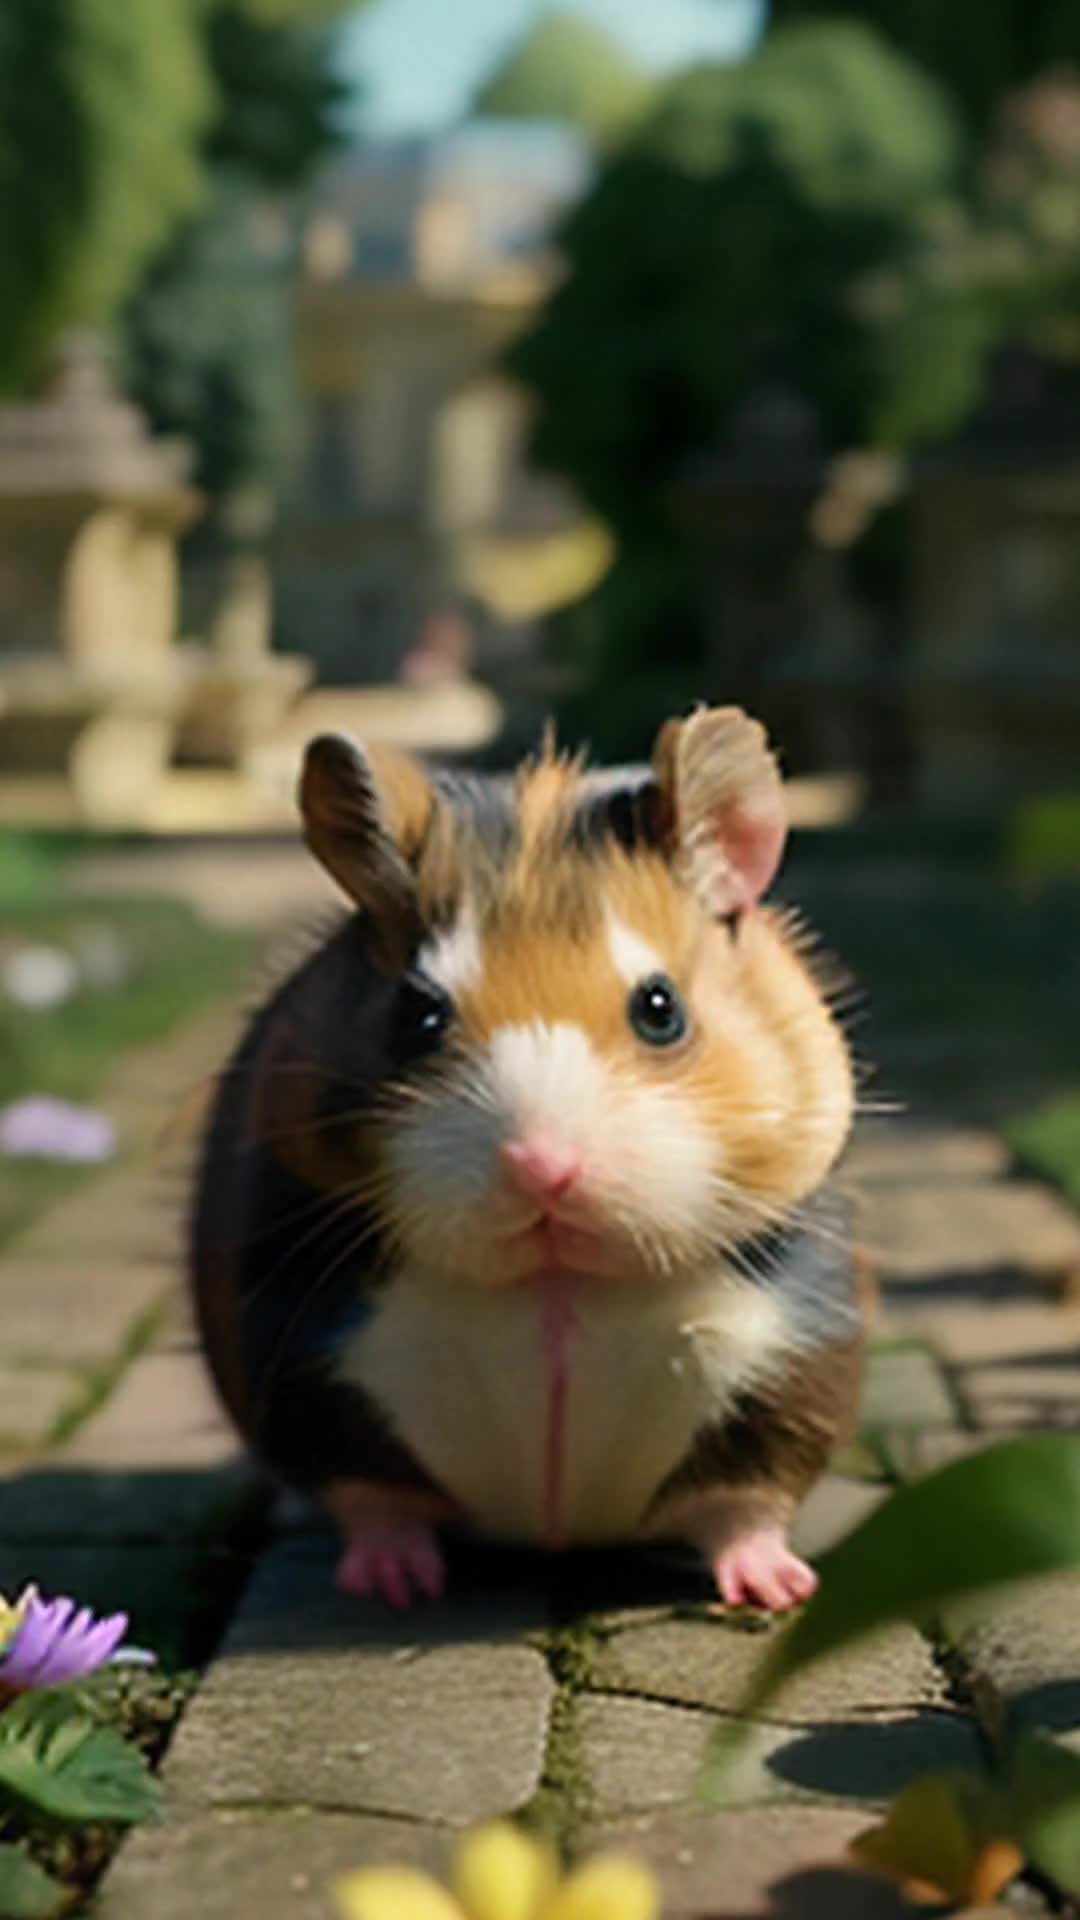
[{"xmin": 500, "ymin": 1138, "xmax": 582, "ymax": 1203}]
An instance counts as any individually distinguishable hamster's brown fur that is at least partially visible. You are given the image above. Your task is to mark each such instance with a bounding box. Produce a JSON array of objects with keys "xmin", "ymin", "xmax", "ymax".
[{"xmin": 192, "ymin": 706, "xmax": 864, "ymax": 1611}]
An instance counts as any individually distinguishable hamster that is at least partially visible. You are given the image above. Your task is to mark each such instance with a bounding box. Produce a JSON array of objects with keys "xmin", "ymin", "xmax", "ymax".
[{"xmin": 191, "ymin": 705, "xmax": 863, "ymax": 1612}]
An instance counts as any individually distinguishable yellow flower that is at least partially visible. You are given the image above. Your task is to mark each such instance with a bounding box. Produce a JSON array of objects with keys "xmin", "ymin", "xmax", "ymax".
[
  {"xmin": 850, "ymin": 1774, "xmax": 1023, "ymax": 1908},
  {"xmin": 0, "ymin": 1588, "xmax": 32, "ymax": 1655},
  {"xmin": 335, "ymin": 1822, "xmax": 660, "ymax": 1920}
]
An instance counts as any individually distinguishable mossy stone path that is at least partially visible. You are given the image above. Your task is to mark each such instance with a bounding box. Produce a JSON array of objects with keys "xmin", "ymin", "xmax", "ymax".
[{"xmin": 2, "ymin": 845, "xmax": 1079, "ymax": 1917}]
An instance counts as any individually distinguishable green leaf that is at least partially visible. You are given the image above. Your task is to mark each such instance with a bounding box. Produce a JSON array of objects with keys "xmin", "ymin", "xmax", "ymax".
[
  {"xmin": 1006, "ymin": 1731, "xmax": 1080, "ymax": 1894},
  {"xmin": 0, "ymin": 1692, "xmax": 159, "ymax": 1826},
  {"xmin": 704, "ymin": 1434, "xmax": 1080, "ymax": 1784},
  {"xmin": 471, "ymin": 9, "xmax": 651, "ymax": 146},
  {"xmin": 0, "ymin": 1845, "xmax": 63, "ymax": 1920}
]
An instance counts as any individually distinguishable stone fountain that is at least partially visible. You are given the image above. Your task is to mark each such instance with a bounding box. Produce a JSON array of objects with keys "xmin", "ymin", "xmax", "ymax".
[{"xmin": 0, "ymin": 333, "xmax": 205, "ymax": 825}]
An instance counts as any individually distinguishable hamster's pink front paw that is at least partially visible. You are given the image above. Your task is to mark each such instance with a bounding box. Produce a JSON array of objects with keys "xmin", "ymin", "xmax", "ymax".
[
  {"xmin": 336, "ymin": 1517, "xmax": 446, "ymax": 1609},
  {"xmin": 711, "ymin": 1526, "xmax": 817, "ymax": 1612}
]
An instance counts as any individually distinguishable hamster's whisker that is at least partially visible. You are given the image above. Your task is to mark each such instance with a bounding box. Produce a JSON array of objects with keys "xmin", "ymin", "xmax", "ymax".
[
  {"xmin": 603, "ymin": 1186, "xmax": 703, "ymax": 1277},
  {"xmin": 616, "ymin": 1212, "xmax": 676, "ymax": 1278},
  {"xmin": 368, "ymin": 1064, "xmax": 496, "ymax": 1120},
  {"xmin": 243, "ymin": 1105, "xmax": 382, "ymax": 1149},
  {"xmin": 703, "ymin": 1177, "xmax": 853, "ymax": 1263},
  {"xmin": 211, "ymin": 1057, "xmax": 361, "ymax": 1087},
  {"xmin": 742, "ymin": 1199, "xmax": 854, "ymax": 1263},
  {"xmin": 728, "ymin": 1240, "xmax": 783, "ymax": 1287},
  {"xmin": 238, "ymin": 1177, "xmax": 382, "ymax": 1309},
  {"xmin": 705, "ymin": 1181, "xmax": 796, "ymax": 1235},
  {"xmin": 374, "ymin": 1078, "xmax": 444, "ymax": 1108},
  {"xmin": 446, "ymin": 1070, "xmax": 502, "ymax": 1117},
  {"xmin": 226, "ymin": 1181, "xmax": 370, "ymax": 1252},
  {"xmin": 254, "ymin": 1220, "xmax": 386, "ymax": 1409}
]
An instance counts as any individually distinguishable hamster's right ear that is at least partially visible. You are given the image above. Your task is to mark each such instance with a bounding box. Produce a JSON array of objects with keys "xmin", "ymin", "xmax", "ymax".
[
  {"xmin": 299, "ymin": 733, "xmax": 435, "ymax": 935},
  {"xmin": 651, "ymin": 706, "xmax": 787, "ymax": 918}
]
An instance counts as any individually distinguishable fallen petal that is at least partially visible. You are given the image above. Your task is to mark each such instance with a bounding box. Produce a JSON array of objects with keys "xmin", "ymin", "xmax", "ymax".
[
  {"xmin": 2, "ymin": 947, "xmax": 79, "ymax": 1010},
  {"xmin": 0, "ymin": 1096, "xmax": 116, "ymax": 1163}
]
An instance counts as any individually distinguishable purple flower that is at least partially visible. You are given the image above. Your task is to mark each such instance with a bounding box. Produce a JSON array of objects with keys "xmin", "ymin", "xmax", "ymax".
[{"xmin": 0, "ymin": 1588, "xmax": 130, "ymax": 1693}]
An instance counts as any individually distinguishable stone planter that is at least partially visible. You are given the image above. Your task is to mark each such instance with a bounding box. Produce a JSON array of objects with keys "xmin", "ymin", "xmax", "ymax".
[
  {"xmin": 172, "ymin": 649, "xmax": 314, "ymax": 773},
  {"xmin": 0, "ymin": 655, "xmax": 193, "ymax": 826}
]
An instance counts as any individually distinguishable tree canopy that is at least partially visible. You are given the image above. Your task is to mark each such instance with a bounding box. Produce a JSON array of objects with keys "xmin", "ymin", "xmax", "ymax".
[
  {"xmin": 205, "ymin": 1, "xmax": 352, "ymax": 189},
  {"xmin": 511, "ymin": 9, "xmax": 1080, "ymax": 751},
  {"xmin": 769, "ymin": 0, "xmax": 1080, "ymax": 132},
  {"xmin": 0, "ymin": 0, "xmax": 356, "ymax": 399},
  {"xmin": 471, "ymin": 9, "xmax": 651, "ymax": 146},
  {"xmin": 121, "ymin": 176, "xmax": 296, "ymax": 506},
  {"xmin": 0, "ymin": 0, "xmax": 210, "ymax": 392},
  {"xmin": 505, "ymin": 19, "xmax": 1018, "ymax": 750},
  {"xmin": 509, "ymin": 21, "xmax": 967, "ymax": 534},
  {"xmin": 122, "ymin": 0, "xmax": 355, "ymax": 502}
]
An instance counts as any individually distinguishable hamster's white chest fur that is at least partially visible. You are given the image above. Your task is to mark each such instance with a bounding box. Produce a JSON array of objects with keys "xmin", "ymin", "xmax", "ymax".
[{"xmin": 338, "ymin": 1267, "xmax": 790, "ymax": 1544}]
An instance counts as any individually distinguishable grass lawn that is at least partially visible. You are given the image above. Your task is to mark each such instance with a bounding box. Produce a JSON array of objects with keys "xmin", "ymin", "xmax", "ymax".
[
  {"xmin": 0, "ymin": 835, "xmax": 255, "ymax": 1249},
  {"xmin": 1007, "ymin": 1093, "xmax": 1080, "ymax": 1209}
]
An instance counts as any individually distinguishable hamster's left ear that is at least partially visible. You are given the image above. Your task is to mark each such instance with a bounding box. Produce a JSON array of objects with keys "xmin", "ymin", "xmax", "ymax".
[
  {"xmin": 299, "ymin": 733, "xmax": 436, "ymax": 950},
  {"xmin": 652, "ymin": 706, "xmax": 787, "ymax": 916}
]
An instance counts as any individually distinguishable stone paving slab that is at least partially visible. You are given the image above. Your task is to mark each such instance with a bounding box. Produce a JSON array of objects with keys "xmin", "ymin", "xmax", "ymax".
[
  {"xmin": 1, "ymin": 1254, "xmax": 173, "ymax": 1370},
  {"xmin": 0, "ymin": 1336, "xmax": 252, "ymax": 1544},
  {"xmin": 791, "ymin": 1474, "xmax": 887, "ymax": 1557},
  {"xmin": 0, "ymin": 1362, "xmax": 81, "ymax": 1450},
  {"xmin": 589, "ymin": 1616, "xmax": 950, "ymax": 1725},
  {"xmin": 583, "ymin": 1806, "xmax": 927, "ymax": 1919},
  {"xmin": 11, "ymin": 1168, "xmax": 183, "ymax": 1263},
  {"xmin": 958, "ymin": 1364, "xmax": 1080, "ymax": 1432},
  {"xmin": 159, "ymin": 1533, "xmax": 553, "ymax": 1825},
  {"xmin": 859, "ymin": 1343, "xmax": 958, "ymax": 1431},
  {"xmin": 843, "ymin": 1120, "xmax": 1011, "ymax": 1184},
  {"xmin": 73, "ymin": 1004, "xmax": 246, "ymax": 1186},
  {"xmin": 577, "ymin": 1695, "xmax": 807, "ymax": 1818},
  {"xmin": 890, "ymin": 1301, "xmax": 1080, "ymax": 1365},
  {"xmin": 95, "ymin": 1810, "xmax": 451, "ymax": 1920},
  {"xmin": 576, "ymin": 1693, "xmax": 985, "ymax": 1821},
  {"xmin": 163, "ymin": 1638, "xmax": 552, "ymax": 1826},
  {"xmin": 61, "ymin": 1347, "xmax": 234, "ymax": 1472},
  {"xmin": 103, "ymin": 999, "xmax": 243, "ymax": 1104},
  {"xmin": 942, "ymin": 1568, "xmax": 1080, "ymax": 1754},
  {"xmin": 862, "ymin": 1180, "xmax": 1080, "ymax": 1287}
]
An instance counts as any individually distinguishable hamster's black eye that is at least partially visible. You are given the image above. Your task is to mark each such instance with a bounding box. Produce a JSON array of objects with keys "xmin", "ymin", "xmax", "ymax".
[
  {"xmin": 628, "ymin": 973, "xmax": 688, "ymax": 1049},
  {"xmin": 393, "ymin": 974, "xmax": 453, "ymax": 1060}
]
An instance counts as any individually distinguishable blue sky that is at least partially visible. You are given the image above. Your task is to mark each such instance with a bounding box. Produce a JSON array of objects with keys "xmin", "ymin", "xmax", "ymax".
[{"xmin": 339, "ymin": 0, "xmax": 765, "ymax": 137}]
